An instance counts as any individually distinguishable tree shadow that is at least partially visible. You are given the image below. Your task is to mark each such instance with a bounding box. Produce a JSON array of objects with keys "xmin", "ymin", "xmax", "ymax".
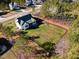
[
  {"xmin": 27, "ymin": 36, "xmax": 40, "ymax": 41},
  {"xmin": 33, "ymin": 42, "xmax": 56, "ymax": 58},
  {"xmin": 0, "ymin": 12, "xmax": 9, "ymax": 16},
  {"xmin": 12, "ymin": 30, "xmax": 28, "ymax": 36},
  {"xmin": 20, "ymin": 5, "xmax": 27, "ymax": 9},
  {"xmin": 0, "ymin": 38, "xmax": 13, "ymax": 56}
]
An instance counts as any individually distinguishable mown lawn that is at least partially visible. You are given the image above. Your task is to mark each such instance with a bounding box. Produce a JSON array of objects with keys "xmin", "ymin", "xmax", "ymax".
[
  {"xmin": 26, "ymin": 23, "xmax": 65, "ymax": 45},
  {"xmin": 2, "ymin": 19, "xmax": 65, "ymax": 59},
  {"xmin": 3, "ymin": 19, "xmax": 65, "ymax": 44}
]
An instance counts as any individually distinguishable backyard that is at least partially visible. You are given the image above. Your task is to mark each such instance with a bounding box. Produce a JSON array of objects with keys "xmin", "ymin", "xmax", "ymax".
[
  {"xmin": 1, "ymin": 19, "xmax": 65, "ymax": 59},
  {"xmin": 26, "ymin": 23, "xmax": 65, "ymax": 44},
  {"xmin": 3, "ymin": 19, "xmax": 65, "ymax": 44},
  {"xmin": 0, "ymin": 0, "xmax": 79, "ymax": 59}
]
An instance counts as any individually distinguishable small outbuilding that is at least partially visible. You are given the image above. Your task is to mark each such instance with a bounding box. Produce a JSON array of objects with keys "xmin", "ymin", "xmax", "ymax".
[{"xmin": 15, "ymin": 14, "xmax": 37, "ymax": 30}]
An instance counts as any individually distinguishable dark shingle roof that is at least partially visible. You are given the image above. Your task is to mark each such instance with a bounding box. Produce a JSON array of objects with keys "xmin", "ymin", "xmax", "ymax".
[
  {"xmin": 17, "ymin": 14, "xmax": 32, "ymax": 22},
  {"xmin": 17, "ymin": 14, "xmax": 36, "ymax": 24}
]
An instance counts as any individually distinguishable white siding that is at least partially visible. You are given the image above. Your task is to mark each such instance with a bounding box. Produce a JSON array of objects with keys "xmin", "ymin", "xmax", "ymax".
[
  {"xmin": 22, "ymin": 22, "xmax": 29, "ymax": 30},
  {"xmin": 9, "ymin": 3, "xmax": 13, "ymax": 10},
  {"xmin": 15, "ymin": 19, "xmax": 22, "ymax": 29}
]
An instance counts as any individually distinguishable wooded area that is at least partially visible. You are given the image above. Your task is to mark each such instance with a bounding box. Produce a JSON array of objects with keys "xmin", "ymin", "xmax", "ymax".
[{"xmin": 0, "ymin": 0, "xmax": 25, "ymax": 10}]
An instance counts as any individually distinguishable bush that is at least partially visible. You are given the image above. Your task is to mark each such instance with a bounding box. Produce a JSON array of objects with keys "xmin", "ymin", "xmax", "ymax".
[{"xmin": 40, "ymin": 42, "xmax": 56, "ymax": 57}]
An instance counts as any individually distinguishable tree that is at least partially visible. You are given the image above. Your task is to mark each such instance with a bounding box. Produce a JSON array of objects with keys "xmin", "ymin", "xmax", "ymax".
[
  {"xmin": 68, "ymin": 17, "xmax": 79, "ymax": 42},
  {"xmin": 0, "ymin": 0, "xmax": 11, "ymax": 10},
  {"xmin": 41, "ymin": 0, "xmax": 79, "ymax": 20},
  {"xmin": 0, "ymin": 0, "xmax": 25, "ymax": 10},
  {"xmin": 11, "ymin": 0, "xmax": 25, "ymax": 5},
  {"xmin": 40, "ymin": 42, "xmax": 55, "ymax": 57},
  {"xmin": 41, "ymin": 0, "xmax": 60, "ymax": 17}
]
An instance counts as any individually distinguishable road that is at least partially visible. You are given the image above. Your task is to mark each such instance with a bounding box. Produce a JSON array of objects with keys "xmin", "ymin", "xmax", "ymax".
[
  {"xmin": 0, "ymin": 9, "xmax": 32, "ymax": 23},
  {"xmin": 0, "ymin": 5, "xmax": 42, "ymax": 23}
]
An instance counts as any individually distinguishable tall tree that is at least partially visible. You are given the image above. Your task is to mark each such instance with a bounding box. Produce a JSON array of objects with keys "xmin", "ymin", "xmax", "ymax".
[
  {"xmin": 68, "ymin": 16, "xmax": 79, "ymax": 42},
  {"xmin": 41, "ymin": 0, "xmax": 79, "ymax": 19},
  {"xmin": 0, "ymin": 0, "xmax": 11, "ymax": 10},
  {"xmin": 41, "ymin": 0, "xmax": 60, "ymax": 17}
]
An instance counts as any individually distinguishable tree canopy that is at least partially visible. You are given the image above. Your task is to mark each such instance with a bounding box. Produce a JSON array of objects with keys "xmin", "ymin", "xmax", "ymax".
[
  {"xmin": 68, "ymin": 16, "xmax": 79, "ymax": 42},
  {"xmin": 0, "ymin": 0, "xmax": 25, "ymax": 10},
  {"xmin": 41, "ymin": 0, "xmax": 79, "ymax": 19}
]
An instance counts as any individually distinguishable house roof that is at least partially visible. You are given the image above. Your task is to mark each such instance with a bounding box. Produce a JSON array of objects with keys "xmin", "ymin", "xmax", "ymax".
[
  {"xmin": 0, "ymin": 38, "xmax": 12, "ymax": 56},
  {"xmin": 17, "ymin": 14, "xmax": 36, "ymax": 24}
]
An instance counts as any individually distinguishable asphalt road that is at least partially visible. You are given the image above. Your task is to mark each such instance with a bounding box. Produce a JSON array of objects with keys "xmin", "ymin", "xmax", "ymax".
[
  {"xmin": 0, "ymin": 9, "xmax": 32, "ymax": 23},
  {"xmin": 0, "ymin": 5, "xmax": 42, "ymax": 23}
]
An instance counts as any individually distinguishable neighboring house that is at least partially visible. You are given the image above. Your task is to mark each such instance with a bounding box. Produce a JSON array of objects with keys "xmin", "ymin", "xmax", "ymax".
[
  {"xmin": 0, "ymin": 38, "xmax": 12, "ymax": 56},
  {"xmin": 61, "ymin": 0, "xmax": 78, "ymax": 2},
  {"xmin": 25, "ymin": 0, "xmax": 33, "ymax": 6},
  {"xmin": 72, "ymin": 0, "xmax": 78, "ymax": 2},
  {"xmin": 25, "ymin": 0, "xmax": 43, "ymax": 6},
  {"xmin": 15, "ymin": 14, "xmax": 37, "ymax": 30},
  {"xmin": 9, "ymin": 2, "xmax": 20, "ymax": 10}
]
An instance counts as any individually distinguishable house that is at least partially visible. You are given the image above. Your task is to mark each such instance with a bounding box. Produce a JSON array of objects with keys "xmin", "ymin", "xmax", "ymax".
[
  {"xmin": 9, "ymin": 2, "xmax": 20, "ymax": 10},
  {"xmin": 61, "ymin": 0, "xmax": 78, "ymax": 2},
  {"xmin": 0, "ymin": 38, "xmax": 12, "ymax": 56},
  {"xmin": 25, "ymin": 0, "xmax": 33, "ymax": 6},
  {"xmin": 25, "ymin": 0, "xmax": 43, "ymax": 6},
  {"xmin": 15, "ymin": 14, "xmax": 37, "ymax": 30}
]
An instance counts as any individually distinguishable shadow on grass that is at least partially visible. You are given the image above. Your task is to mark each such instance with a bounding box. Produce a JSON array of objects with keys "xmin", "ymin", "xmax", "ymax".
[
  {"xmin": 33, "ymin": 42, "xmax": 56, "ymax": 58},
  {"xmin": 27, "ymin": 36, "xmax": 40, "ymax": 41},
  {"xmin": 0, "ymin": 38, "xmax": 13, "ymax": 56},
  {"xmin": 0, "ymin": 12, "xmax": 9, "ymax": 16}
]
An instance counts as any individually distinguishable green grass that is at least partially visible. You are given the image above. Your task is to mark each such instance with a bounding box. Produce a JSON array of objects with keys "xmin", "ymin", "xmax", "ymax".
[
  {"xmin": 64, "ymin": 43, "xmax": 79, "ymax": 59},
  {"xmin": 3, "ymin": 19, "xmax": 65, "ymax": 45},
  {"xmin": 26, "ymin": 24, "xmax": 65, "ymax": 45},
  {"xmin": 3, "ymin": 19, "xmax": 16, "ymax": 31},
  {"xmin": 2, "ymin": 19, "xmax": 65, "ymax": 59},
  {"xmin": 3, "ymin": 19, "xmax": 15, "ymax": 27},
  {"xmin": 0, "ymin": 3, "xmax": 7, "ymax": 10}
]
